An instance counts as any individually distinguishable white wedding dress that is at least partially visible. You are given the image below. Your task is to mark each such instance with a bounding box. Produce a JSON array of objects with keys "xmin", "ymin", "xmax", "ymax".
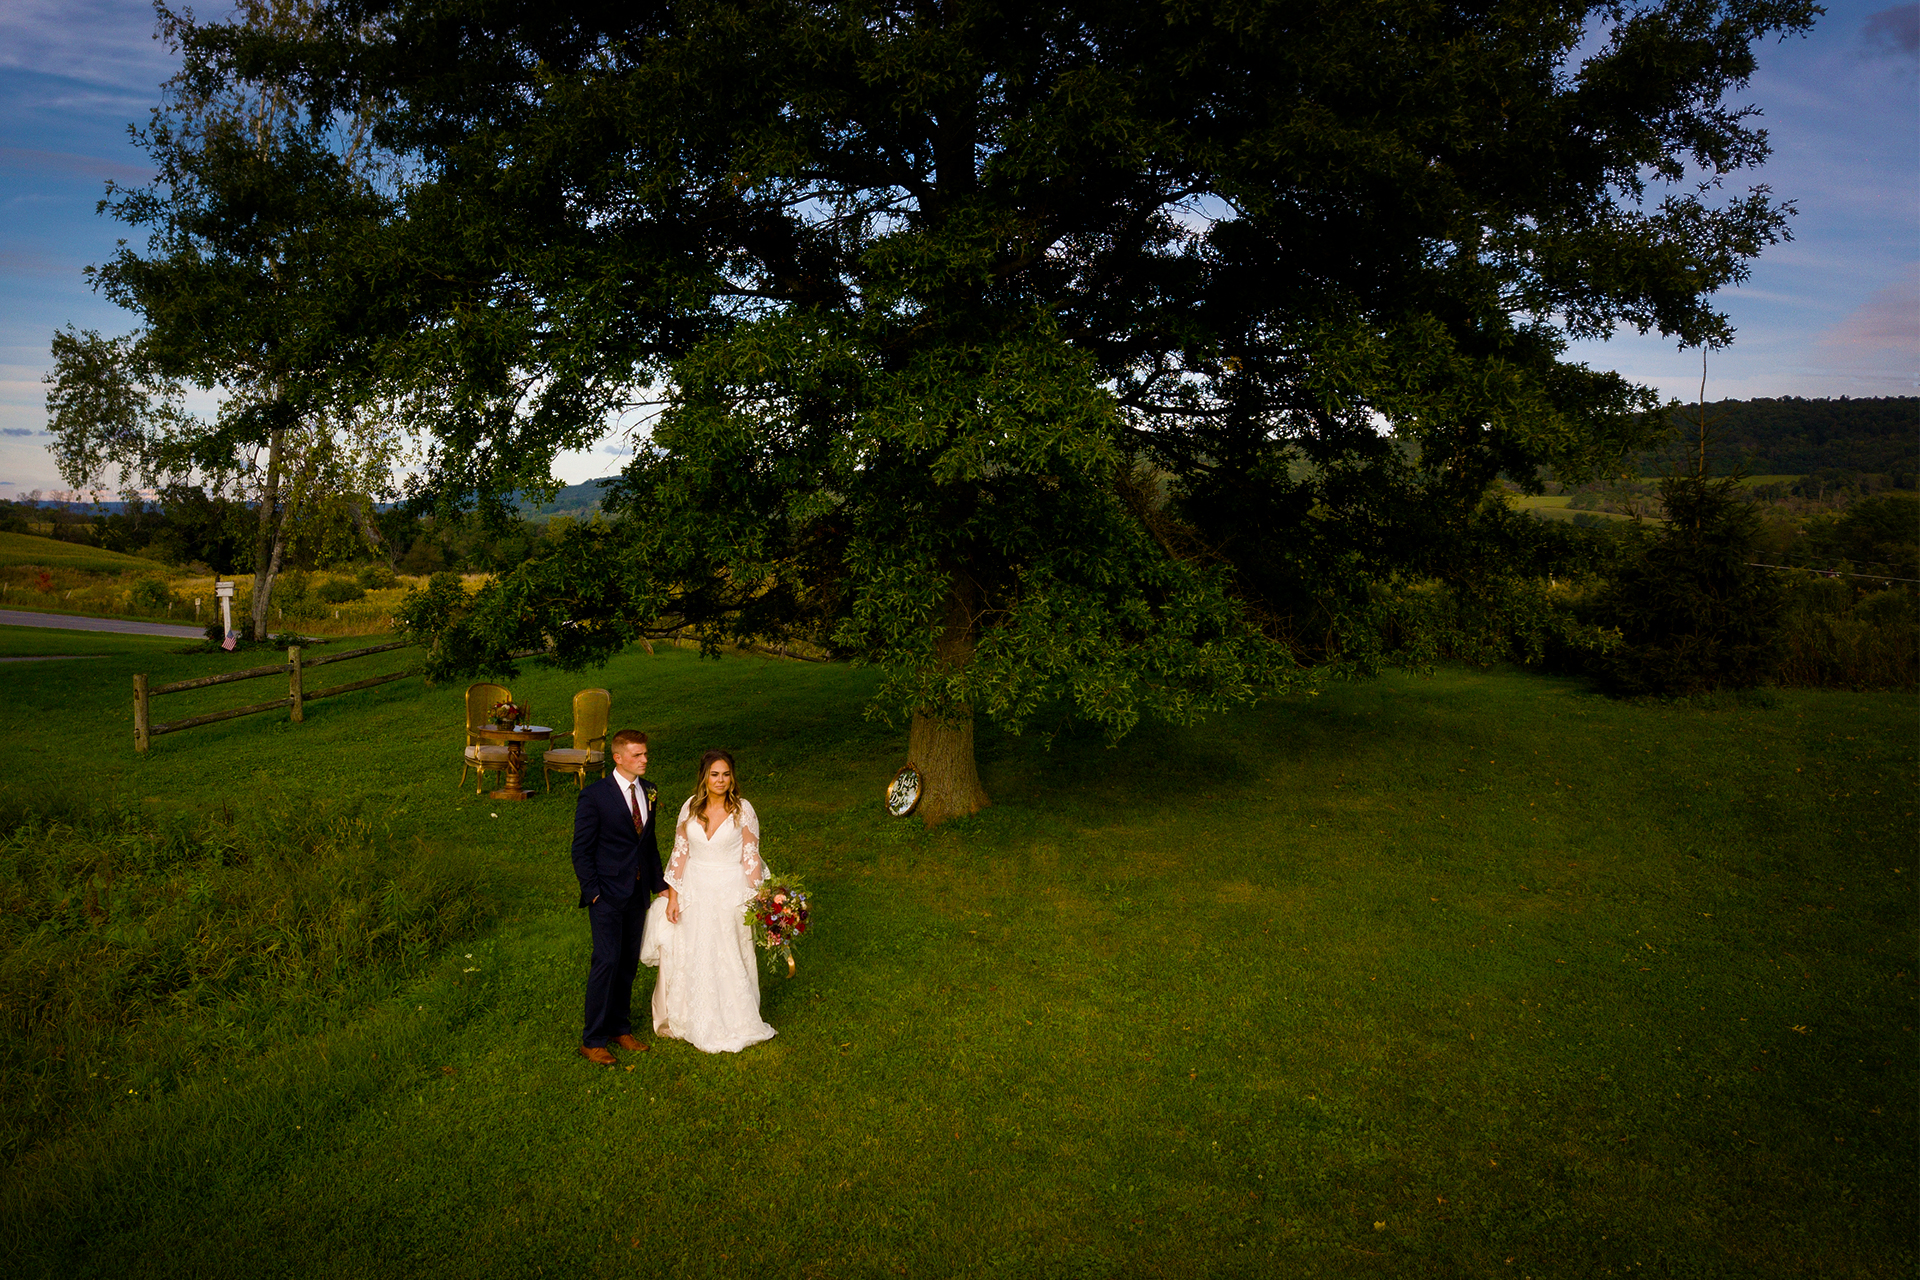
[{"xmin": 641, "ymin": 796, "xmax": 777, "ymax": 1054}]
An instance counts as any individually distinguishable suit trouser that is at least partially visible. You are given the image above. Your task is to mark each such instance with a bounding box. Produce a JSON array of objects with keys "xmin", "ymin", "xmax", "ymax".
[{"xmin": 583, "ymin": 890, "xmax": 647, "ymax": 1046}]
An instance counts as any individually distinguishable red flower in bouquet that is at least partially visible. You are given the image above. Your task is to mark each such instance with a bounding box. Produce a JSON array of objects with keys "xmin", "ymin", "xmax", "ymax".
[{"xmin": 745, "ymin": 875, "xmax": 812, "ymax": 975}]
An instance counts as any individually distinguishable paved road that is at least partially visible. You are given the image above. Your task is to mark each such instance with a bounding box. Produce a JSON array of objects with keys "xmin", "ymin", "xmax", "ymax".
[{"xmin": 0, "ymin": 609, "xmax": 207, "ymax": 639}]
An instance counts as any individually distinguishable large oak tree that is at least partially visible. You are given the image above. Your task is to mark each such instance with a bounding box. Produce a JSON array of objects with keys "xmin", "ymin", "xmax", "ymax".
[{"xmin": 217, "ymin": 0, "xmax": 1811, "ymax": 819}]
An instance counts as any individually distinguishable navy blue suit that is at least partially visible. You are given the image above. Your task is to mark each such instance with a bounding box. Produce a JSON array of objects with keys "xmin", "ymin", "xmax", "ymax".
[{"xmin": 572, "ymin": 772, "xmax": 667, "ymax": 1047}]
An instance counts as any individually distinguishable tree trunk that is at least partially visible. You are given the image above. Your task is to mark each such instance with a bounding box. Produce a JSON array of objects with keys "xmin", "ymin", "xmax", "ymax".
[
  {"xmin": 907, "ymin": 575, "xmax": 988, "ymax": 826},
  {"xmin": 257, "ymin": 517, "xmax": 292, "ymax": 636},
  {"xmin": 349, "ymin": 495, "xmax": 393, "ymax": 568},
  {"xmin": 253, "ymin": 450, "xmax": 320, "ymax": 639},
  {"xmin": 908, "ymin": 707, "xmax": 986, "ymax": 827},
  {"xmin": 250, "ymin": 423, "xmax": 284, "ymax": 640}
]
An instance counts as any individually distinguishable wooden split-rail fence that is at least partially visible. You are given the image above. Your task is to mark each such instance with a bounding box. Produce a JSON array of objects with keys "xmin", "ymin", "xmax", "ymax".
[{"xmin": 133, "ymin": 640, "xmax": 416, "ymax": 753}]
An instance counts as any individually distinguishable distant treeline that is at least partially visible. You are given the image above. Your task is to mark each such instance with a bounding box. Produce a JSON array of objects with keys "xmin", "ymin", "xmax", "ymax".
[
  {"xmin": 516, "ymin": 477, "xmax": 615, "ymax": 519},
  {"xmin": 1637, "ymin": 397, "xmax": 1917, "ymax": 481}
]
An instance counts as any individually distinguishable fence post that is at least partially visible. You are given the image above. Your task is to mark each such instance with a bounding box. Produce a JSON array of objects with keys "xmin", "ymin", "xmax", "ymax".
[
  {"xmin": 134, "ymin": 673, "xmax": 150, "ymax": 754},
  {"xmin": 288, "ymin": 645, "xmax": 303, "ymax": 722}
]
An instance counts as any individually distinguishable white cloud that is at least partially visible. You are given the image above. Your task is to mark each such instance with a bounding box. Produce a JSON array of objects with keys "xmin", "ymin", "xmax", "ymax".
[{"xmin": 0, "ymin": 0, "xmax": 185, "ymax": 91}]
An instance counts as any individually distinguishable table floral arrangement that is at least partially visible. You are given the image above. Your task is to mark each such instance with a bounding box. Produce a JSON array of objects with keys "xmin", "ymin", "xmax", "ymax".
[
  {"xmin": 744, "ymin": 875, "xmax": 812, "ymax": 976},
  {"xmin": 490, "ymin": 700, "xmax": 527, "ymax": 728}
]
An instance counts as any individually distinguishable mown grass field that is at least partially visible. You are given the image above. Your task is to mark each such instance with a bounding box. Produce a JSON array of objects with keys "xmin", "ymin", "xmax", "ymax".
[
  {"xmin": 0, "ymin": 639, "xmax": 1913, "ymax": 1277},
  {"xmin": 0, "ymin": 531, "xmax": 169, "ymax": 575},
  {"xmin": 1506, "ymin": 495, "xmax": 1636, "ymax": 523},
  {"xmin": 1507, "ymin": 477, "xmax": 1810, "ymax": 524},
  {"xmin": 0, "ymin": 626, "xmax": 186, "ymax": 659}
]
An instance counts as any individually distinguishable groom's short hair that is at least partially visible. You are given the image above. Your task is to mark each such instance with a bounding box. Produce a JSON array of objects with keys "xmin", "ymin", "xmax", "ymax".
[{"xmin": 610, "ymin": 729, "xmax": 648, "ymax": 750}]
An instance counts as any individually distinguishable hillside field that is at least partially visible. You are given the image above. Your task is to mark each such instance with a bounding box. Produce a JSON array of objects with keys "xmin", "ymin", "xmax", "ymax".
[{"xmin": 0, "ymin": 531, "xmax": 169, "ymax": 575}]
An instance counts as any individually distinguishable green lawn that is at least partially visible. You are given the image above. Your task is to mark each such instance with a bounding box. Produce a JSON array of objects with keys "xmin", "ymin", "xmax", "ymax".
[
  {"xmin": 0, "ymin": 625, "xmax": 188, "ymax": 658},
  {"xmin": 0, "ymin": 644, "xmax": 1913, "ymax": 1277}
]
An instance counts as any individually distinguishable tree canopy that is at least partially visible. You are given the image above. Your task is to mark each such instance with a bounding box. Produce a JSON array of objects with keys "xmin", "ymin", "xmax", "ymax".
[{"xmin": 198, "ymin": 0, "xmax": 1815, "ymax": 818}]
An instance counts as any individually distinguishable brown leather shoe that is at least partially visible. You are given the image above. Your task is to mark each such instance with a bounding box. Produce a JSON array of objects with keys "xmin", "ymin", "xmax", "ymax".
[
  {"xmin": 579, "ymin": 1045, "xmax": 617, "ymax": 1066},
  {"xmin": 612, "ymin": 1033, "xmax": 648, "ymax": 1053}
]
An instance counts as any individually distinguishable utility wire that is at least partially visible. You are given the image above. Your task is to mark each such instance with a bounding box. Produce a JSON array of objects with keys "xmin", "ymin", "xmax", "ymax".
[
  {"xmin": 1759, "ymin": 548, "xmax": 1913, "ymax": 575},
  {"xmin": 1748, "ymin": 562, "xmax": 1920, "ymax": 584}
]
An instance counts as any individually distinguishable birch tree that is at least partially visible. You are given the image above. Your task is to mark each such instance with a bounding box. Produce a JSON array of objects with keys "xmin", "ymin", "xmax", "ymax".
[{"xmin": 47, "ymin": 0, "xmax": 404, "ymax": 638}]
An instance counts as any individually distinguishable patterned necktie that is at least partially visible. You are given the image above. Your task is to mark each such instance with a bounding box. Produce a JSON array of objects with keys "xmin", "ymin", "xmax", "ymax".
[{"xmin": 628, "ymin": 782, "xmax": 645, "ymax": 833}]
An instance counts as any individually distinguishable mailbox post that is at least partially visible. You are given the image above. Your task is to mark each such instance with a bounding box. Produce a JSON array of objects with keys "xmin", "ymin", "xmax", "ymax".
[{"xmin": 215, "ymin": 579, "xmax": 236, "ymax": 650}]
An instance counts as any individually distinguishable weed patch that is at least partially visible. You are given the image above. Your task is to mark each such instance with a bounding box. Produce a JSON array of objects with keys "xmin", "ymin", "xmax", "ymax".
[{"xmin": 0, "ymin": 800, "xmax": 512, "ymax": 1166}]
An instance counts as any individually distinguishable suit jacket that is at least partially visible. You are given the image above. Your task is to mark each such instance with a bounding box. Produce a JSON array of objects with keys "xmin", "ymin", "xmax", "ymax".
[{"xmin": 571, "ymin": 773, "xmax": 667, "ymax": 908}]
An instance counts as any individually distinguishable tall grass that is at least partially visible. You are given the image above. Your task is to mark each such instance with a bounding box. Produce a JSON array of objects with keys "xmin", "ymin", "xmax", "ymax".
[
  {"xmin": 0, "ymin": 801, "xmax": 508, "ymax": 1167},
  {"xmin": 0, "ymin": 565, "xmax": 436, "ymax": 635},
  {"xmin": 1778, "ymin": 577, "xmax": 1918, "ymax": 690}
]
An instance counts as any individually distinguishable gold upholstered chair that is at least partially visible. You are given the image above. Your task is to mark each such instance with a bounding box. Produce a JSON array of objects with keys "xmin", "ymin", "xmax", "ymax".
[
  {"xmin": 543, "ymin": 688, "xmax": 611, "ymax": 792},
  {"xmin": 460, "ymin": 682, "xmax": 516, "ymax": 792}
]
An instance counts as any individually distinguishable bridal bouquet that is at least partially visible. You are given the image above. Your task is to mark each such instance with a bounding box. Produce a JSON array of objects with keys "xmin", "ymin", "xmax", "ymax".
[{"xmin": 745, "ymin": 875, "xmax": 811, "ymax": 976}]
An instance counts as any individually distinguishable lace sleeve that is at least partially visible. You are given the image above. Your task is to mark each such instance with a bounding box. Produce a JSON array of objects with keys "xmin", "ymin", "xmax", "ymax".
[
  {"xmin": 664, "ymin": 799, "xmax": 693, "ymax": 890},
  {"xmin": 738, "ymin": 798, "xmax": 769, "ymax": 890}
]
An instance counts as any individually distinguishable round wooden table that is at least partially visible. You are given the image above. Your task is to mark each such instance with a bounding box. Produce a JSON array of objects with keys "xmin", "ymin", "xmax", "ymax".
[{"xmin": 474, "ymin": 724, "xmax": 552, "ymax": 800}]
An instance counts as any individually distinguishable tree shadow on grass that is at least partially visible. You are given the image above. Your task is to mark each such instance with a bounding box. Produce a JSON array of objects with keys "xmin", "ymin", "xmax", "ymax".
[{"xmin": 974, "ymin": 702, "xmax": 1278, "ymax": 825}]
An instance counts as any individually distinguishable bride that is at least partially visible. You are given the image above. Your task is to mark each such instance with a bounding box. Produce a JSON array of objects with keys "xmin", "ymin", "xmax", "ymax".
[{"xmin": 642, "ymin": 749, "xmax": 777, "ymax": 1053}]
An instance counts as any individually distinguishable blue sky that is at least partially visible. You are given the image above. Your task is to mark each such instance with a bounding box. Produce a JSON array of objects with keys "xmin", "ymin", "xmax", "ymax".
[{"xmin": 2, "ymin": 0, "xmax": 1914, "ymax": 496}]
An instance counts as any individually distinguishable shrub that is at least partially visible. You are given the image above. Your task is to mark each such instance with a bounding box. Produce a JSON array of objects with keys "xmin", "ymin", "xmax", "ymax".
[
  {"xmin": 129, "ymin": 577, "xmax": 173, "ymax": 611},
  {"xmin": 1594, "ymin": 476, "xmax": 1785, "ymax": 696},
  {"xmin": 355, "ymin": 563, "xmax": 399, "ymax": 590},
  {"xmin": 270, "ymin": 570, "xmax": 327, "ymax": 620},
  {"xmin": 1777, "ymin": 579, "xmax": 1919, "ymax": 691},
  {"xmin": 395, "ymin": 572, "xmax": 484, "ymax": 677},
  {"xmin": 1857, "ymin": 587, "xmax": 1919, "ymax": 630},
  {"xmin": 398, "ymin": 538, "xmax": 446, "ymax": 574},
  {"xmin": 1367, "ymin": 574, "xmax": 1619, "ymax": 674},
  {"xmin": 315, "ymin": 577, "xmax": 367, "ymax": 603}
]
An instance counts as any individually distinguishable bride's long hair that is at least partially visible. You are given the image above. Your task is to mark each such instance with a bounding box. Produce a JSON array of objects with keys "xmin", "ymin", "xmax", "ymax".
[{"xmin": 690, "ymin": 749, "xmax": 742, "ymax": 821}]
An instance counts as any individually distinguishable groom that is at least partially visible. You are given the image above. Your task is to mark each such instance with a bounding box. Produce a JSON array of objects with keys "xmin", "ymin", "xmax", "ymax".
[{"xmin": 571, "ymin": 728, "xmax": 667, "ymax": 1066}]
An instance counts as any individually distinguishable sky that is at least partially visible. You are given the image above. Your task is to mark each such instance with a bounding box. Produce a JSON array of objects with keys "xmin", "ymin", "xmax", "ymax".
[{"xmin": 1, "ymin": 0, "xmax": 1915, "ymax": 497}]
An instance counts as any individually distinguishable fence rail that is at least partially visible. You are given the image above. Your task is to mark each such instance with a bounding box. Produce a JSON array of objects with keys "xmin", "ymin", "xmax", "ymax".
[{"xmin": 135, "ymin": 640, "xmax": 416, "ymax": 752}]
